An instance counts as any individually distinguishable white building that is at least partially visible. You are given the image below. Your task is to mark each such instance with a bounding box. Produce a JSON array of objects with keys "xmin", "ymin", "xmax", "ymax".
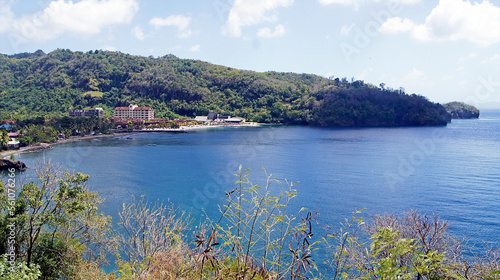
[
  {"xmin": 194, "ymin": 116, "xmax": 208, "ymax": 122},
  {"xmin": 194, "ymin": 113, "xmax": 245, "ymax": 123},
  {"xmin": 224, "ymin": 117, "xmax": 244, "ymax": 123},
  {"xmin": 7, "ymin": 140, "xmax": 20, "ymax": 149},
  {"xmin": 114, "ymin": 104, "xmax": 155, "ymax": 120},
  {"xmin": 69, "ymin": 108, "xmax": 104, "ymax": 117}
]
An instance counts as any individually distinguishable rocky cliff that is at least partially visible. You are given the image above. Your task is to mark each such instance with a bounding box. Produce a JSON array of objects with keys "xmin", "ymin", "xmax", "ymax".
[{"xmin": 0, "ymin": 158, "xmax": 27, "ymax": 170}]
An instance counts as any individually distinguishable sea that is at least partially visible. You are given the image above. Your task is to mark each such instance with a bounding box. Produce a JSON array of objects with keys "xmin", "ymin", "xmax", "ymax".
[{"xmin": 8, "ymin": 110, "xmax": 500, "ymax": 253}]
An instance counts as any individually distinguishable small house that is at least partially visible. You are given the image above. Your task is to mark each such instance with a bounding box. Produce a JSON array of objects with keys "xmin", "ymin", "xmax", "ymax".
[{"xmin": 7, "ymin": 140, "xmax": 20, "ymax": 149}]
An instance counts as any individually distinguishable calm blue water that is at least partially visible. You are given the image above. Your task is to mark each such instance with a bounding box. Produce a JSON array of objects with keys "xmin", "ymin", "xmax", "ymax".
[{"xmin": 11, "ymin": 111, "xmax": 500, "ymax": 248}]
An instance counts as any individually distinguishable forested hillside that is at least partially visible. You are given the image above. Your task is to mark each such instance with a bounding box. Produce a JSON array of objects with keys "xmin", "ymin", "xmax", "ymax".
[
  {"xmin": 0, "ymin": 49, "xmax": 450, "ymax": 126},
  {"xmin": 443, "ymin": 101, "xmax": 480, "ymax": 119}
]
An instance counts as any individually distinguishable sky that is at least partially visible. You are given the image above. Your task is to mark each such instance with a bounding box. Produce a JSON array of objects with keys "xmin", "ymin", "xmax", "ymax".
[{"xmin": 1, "ymin": 0, "xmax": 499, "ymax": 108}]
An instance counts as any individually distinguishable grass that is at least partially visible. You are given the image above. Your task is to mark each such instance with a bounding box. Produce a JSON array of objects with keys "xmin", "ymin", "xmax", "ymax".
[{"xmin": 84, "ymin": 91, "xmax": 105, "ymax": 97}]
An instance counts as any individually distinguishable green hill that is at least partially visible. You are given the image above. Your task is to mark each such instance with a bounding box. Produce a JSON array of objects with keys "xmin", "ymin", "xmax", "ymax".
[
  {"xmin": 443, "ymin": 102, "xmax": 480, "ymax": 119},
  {"xmin": 0, "ymin": 49, "xmax": 450, "ymax": 126}
]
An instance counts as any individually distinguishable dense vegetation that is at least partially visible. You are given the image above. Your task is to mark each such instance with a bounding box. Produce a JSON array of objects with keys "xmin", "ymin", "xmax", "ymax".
[
  {"xmin": 443, "ymin": 102, "xmax": 480, "ymax": 119},
  {"xmin": 0, "ymin": 49, "xmax": 450, "ymax": 126},
  {"xmin": 1, "ymin": 164, "xmax": 499, "ymax": 279},
  {"xmin": 0, "ymin": 116, "xmax": 113, "ymax": 147}
]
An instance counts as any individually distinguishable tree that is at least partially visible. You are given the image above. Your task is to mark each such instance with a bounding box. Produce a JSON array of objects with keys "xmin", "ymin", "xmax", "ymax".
[
  {"xmin": 0, "ymin": 258, "xmax": 41, "ymax": 280},
  {"xmin": 0, "ymin": 159, "xmax": 112, "ymax": 279},
  {"xmin": 127, "ymin": 121, "xmax": 134, "ymax": 130},
  {"xmin": 116, "ymin": 195, "xmax": 190, "ymax": 278},
  {"xmin": 1, "ymin": 49, "xmax": 448, "ymax": 126},
  {"xmin": 21, "ymin": 125, "xmax": 58, "ymax": 143},
  {"xmin": 167, "ymin": 121, "xmax": 179, "ymax": 129},
  {"xmin": 0, "ymin": 129, "xmax": 10, "ymax": 150}
]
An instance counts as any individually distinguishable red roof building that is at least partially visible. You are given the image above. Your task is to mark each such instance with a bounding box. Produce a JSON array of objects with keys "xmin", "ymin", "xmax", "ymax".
[{"xmin": 114, "ymin": 104, "xmax": 155, "ymax": 120}]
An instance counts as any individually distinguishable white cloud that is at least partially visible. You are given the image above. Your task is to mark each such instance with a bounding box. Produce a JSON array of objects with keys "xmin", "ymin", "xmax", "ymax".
[
  {"xmin": 403, "ymin": 68, "xmax": 426, "ymax": 82},
  {"xmin": 1, "ymin": 0, "xmax": 138, "ymax": 42},
  {"xmin": 380, "ymin": 0, "xmax": 500, "ymax": 46},
  {"xmin": 318, "ymin": 0, "xmax": 421, "ymax": 9},
  {"xmin": 319, "ymin": 0, "xmax": 357, "ymax": 5},
  {"xmin": 356, "ymin": 67, "xmax": 374, "ymax": 80},
  {"xmin": 0, "ymin": 1, "xmax": 14, "ymax": 33},
  {"xmin": 149, "ymin": 14, "xmax": 192, "ymax": 38},
  {"xmin": 340, "ymin": 24, "xmax": 355, "ymax": 36},
  {"xmin": 318, "ymin": 0, "xmax": 362, "ymax": 10},
  {"xmin": 379, "ymin": 17, "xmax": 415, "ymax": 33},
  {"xmin": 190, "ymin": 44, "xmax": 200, "ymax": 52},
  {"xmin": 482, "ymin": 53, "xmax": 500, "ymax": 64},
  {"xmin": 222, "ymin": 0, "xmax": 294, "ymax": 38},
  {"xmin": 394, "ymin": 0, "xmax": 420, "ymax": 3},
  {"xmin": 131, "ymin": 25, "xmax": 145, "ymax": 40},
  {"xmin": 101, "ymin": 45, "xmax": 116, "ymax": 51},
  {"xmin": 457, "ymin": 52, "xmax": 478, "ymax": 64},
  {"xmin": 257, "ymin": 24, "xmax": 285, "ymax": 38}
]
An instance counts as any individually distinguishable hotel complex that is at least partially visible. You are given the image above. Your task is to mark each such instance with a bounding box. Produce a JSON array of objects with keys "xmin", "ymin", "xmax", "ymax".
[
  {"xmin": 114, "ymin": 104, "xmax": 155, "ymax": 120},
  {"xmin": 69, "ymin": 108, "xmax": 104, "ymax": 118}
]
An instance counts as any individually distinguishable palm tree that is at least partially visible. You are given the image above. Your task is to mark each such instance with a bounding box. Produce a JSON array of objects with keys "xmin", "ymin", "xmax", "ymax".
[{"xmin": 1, "ymin": 129, "xmax": 11, "ymax": 150}]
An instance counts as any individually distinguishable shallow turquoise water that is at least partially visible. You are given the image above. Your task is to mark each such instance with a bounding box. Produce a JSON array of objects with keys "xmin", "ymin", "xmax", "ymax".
[{"xmin": 12, "ymin": 111, "xmax": 500, "ymax": 248}]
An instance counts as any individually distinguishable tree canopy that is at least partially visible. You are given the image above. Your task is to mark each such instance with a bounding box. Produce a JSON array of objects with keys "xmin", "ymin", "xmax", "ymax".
[
  {"xmin": 443, "ymin": 101, "xmax": 480, "ymax": 119},
  {"xmin": 0, "ymin": 49, "xmax": 450, "ymax": 126}
]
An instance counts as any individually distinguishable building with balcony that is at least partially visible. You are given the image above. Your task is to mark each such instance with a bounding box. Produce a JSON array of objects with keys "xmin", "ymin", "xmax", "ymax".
[{"xmin": 114, "ymin": 104, "xmax": 155, "ymax": 120}]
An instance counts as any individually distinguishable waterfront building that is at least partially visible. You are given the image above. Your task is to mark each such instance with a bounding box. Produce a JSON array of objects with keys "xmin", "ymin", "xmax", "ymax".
[
  {"xmin": 69, "ymin": 108, "xmax": 104, "ymax": 118},
  {"xmin": 114, "ymin": 104, "xmax": 155, "ymax": 120},
  {"xmin": 194, "ymin": 113, "xmax": 245, "ymax": 123},
  {"xmin": 7, "ymin": 140, "xmax": 20, "ymax": 149}
]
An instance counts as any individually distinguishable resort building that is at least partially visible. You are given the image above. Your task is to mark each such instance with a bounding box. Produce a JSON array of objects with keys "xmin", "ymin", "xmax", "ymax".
[
  {"xmin": 224, "ymin": 117, "xmax": 244, "ymax": 123},
  {"xmin": 114, "ymin": 104, "xmax": 155, "ymax": 120},
  {"xmin": 69, "ymin": 108, "xmax": 104, "ymax": 118},
  {"xmin": 194, "ymin": 116, "xmax": 208, "ymax": 122},
  {"xmin": 7, "ymin": 132, "xmax": 20, "ymax": 149},
  {"xmin": 194, "ymin": 113, "xmax": 245, "ymax": 123},
  {"xmin": 7, "ymin": 140, "xmax": 20, "ymax": 149}
]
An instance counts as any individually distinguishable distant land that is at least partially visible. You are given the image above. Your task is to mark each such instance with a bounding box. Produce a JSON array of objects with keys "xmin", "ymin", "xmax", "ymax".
[
  {"xmin": 0, "ymin": 49, "xmax": 451, "ymax": 127},
  {"xmin": 443, "ymin": 102, "xmax": 480, "ymax": 119}
]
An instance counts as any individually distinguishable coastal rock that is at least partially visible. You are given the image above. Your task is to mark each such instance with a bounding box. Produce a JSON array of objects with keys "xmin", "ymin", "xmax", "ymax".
[
  {"xmin": 0, "ymin": 159, "xmax": 27, "ymax": 170},
  {"xmin": 443, "ymin": 102, "xmax": 480, "ymax": 119}
]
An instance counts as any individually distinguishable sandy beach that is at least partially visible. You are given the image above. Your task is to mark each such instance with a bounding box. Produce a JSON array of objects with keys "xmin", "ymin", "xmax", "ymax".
[
  {"xmin": 143, "ymin": 122, "xmax": 260, "ymax": 132},
  {"xmin": 1, "ymin": 122, "xmax": 261, "ymax": 159}
]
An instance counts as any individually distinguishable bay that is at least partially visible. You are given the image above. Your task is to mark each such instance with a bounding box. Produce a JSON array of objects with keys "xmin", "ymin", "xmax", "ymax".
[{"xmin": 12, "ymin": 111, "xmax": 500, "ymax": 248}]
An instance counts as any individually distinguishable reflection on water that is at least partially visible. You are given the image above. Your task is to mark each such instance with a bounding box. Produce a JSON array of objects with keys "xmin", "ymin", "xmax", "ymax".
[{"xmin": 11, "ymin": 111, "xmax": 500, "ymax": 249}]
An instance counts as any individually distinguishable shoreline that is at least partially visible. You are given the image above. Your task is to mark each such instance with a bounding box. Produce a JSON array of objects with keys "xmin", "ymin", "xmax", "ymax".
[
  {"xmin": 141, "ymin": 122, "xmax": 261, "ymax": 132},
  {"xmin": 0, "ymin": 133, "xmax": 128, "ymax": 159},
  {"xmin": 1, "ymin": 122, "xmax": 262, "ymax": 158}
]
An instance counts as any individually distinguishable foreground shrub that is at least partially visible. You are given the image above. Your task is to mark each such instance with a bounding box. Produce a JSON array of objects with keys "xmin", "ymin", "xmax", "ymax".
[
  {"xmin": 0, "ymin": 159, "xmax": 113, "ymax": 279},
  {"xmin": 0, "ymin": 258, "xmax": 41, "ymax": 280},
  {"xmin": 2, "ymin": 164, "xmax": 499, "ymax": 279},
  {"xmin": 115, "ymin": 195, "xmax": 191, "ymax": 279}
]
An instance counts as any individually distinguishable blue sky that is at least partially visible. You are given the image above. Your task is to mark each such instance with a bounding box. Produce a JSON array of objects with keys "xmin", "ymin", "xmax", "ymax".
[{"xmin": 1, "ymin": 0, "xmax": 499, "ymax": 108}]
